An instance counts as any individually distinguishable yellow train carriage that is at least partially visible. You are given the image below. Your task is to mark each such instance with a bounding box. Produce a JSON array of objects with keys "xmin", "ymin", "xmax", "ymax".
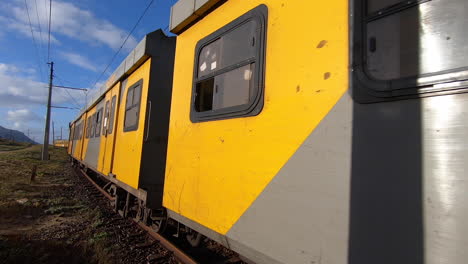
[
  {"xmin": 66, "ymin": 1, "xmax": 468, "ymax": 263},
  {"xmin": 165, "ymin": 0, "xmax": 347, "ymax": 257},
  {"xmin": 70, "ymin": 114, "xmax": 86, "ymax": 160},
  {"xmin": 67, "ymin": 122, "xmax": 74, "ymax": 155},
  {"xmin": 164, "ymin": 0, "xmax": 468, "ymax": 263},
  {"xmin": 69, "ymin": 29, "xmax": 176, "ymax": 213}
]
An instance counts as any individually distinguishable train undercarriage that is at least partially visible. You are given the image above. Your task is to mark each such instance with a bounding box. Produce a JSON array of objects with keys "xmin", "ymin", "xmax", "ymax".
[{"xmin": 71, "ymin": 158, "xmax": 204, "ymax": 248}]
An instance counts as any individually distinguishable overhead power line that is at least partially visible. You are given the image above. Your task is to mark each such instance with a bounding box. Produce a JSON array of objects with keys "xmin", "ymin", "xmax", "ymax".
[
  {"xmin": 47, "ymin": 0, "xmax": 52, "ymax": 62},
  {"xmin": 53, "ymin": 85, "xmax": 88, "ymax": 91},
  {"xmin": 34, "ymin": 0, "xmax": 45, "ymax": 53},
  {"xmin": 89, "ymin": 0, "xmax": 155, "ymax": 90},
  {"xmin": 53, "ymin": 74, "xmax": 87, "ymax": 109},
  {"xmin": 24, "ymin": 0, "xmax": 46, "ymax": 83},
  {"xmin": 51, "ymin": 105, "xmax": 80, "ymax": 110}
]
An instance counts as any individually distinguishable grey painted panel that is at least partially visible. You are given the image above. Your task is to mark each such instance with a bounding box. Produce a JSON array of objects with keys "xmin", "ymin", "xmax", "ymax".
[
  {"xmin": 228, "ymin": 92, "xmax": 468, "ymax": 264},
  {"xmin": 227, "ymin": 94, "xmax": 353, "ymax": 264},
  {"xmin": 194, "ymin": 0, "xmax": 210, "ymax": 10},
  {"xmin": 84, "ymin": 99, "xmax": 105, "ymax": 169},
  {"xmin": 167, "ymin": 209, "xmax": 280, "ymax": 264},
  {"xmin": 134, "ymin": 37, "xmax": 146, "ymax": 62},
  {"xmin": 170, "ymin": 0, "xmax": 195, "ymax": 31},
  {"xmin": 167, "ymin": 209, "xmax": 229, "ymax": 247},
  {"xmin": 124, "ymin": 50, "xmax": 136, "ymax": 73},
  {"xmin": 169, "ymin": 0, "xmax": 224, "ymax": 33},
  {"xmin": 115, "ymin": 61, "xmax": 126, "ymax": 82}
]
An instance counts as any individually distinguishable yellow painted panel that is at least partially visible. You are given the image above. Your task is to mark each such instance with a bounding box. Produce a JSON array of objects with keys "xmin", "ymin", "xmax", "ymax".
[
  {"xmin": 81, "ymin": 107, "xmax": 96, "ymax": 162},
  {"xmin": 72, "ymin": 114, "xmax": 86, "ymax": 160},
  {"xmin": 68, "ymin": 123, "xmax": 74, "ymax": 155},
  {"xmin": 112, "ymin": 59, "xmax": 151, "ymax": 189},
  {"xmin": 98, "ymin": 83, "xmax": 121, "ymax": 175},
  {"xmin": 164, "ymin": 0, "xmax": 349, "ymax": 234}
]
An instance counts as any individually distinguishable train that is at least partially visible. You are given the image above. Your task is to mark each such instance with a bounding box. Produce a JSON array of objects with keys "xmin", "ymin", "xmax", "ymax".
[{"xmin": 68, "ymin": 0, "xmax": 468, "ymax": 263}]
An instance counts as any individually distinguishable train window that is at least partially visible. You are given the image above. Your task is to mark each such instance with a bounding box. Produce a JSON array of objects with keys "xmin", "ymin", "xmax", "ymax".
[
  {"xmin": 124, "ymin": 80, "xmax": 142, "ymax": 132},
  {"xmin": 102, "ymin": 101, "xmax": 110, "ymax": 136},
  {"xmin": 191, "ymin": 5, "xmax": 267, "ymax": 122},
  {"xmin": 90, "ymin": 114, "xmax": 95, "ymax": 138},
  {"xmin": 86, "ymin": 116, "xmax": 91, "ymax": 138},
  {"xmin": 72, "ymin": 125, "xmax": 76, "ymax": 140},
  {"xmin": 95, "ymin": 108, "xmax": 103, "ymax": 136},
  {"xmin": 76, "ymin": 122, "xmax": 83, "ymax": 140},
  {"xmin": 353, "ymin": 0, "xmax": 468, "ymax": 101},
  {"xmin": 108, "ymin": 95, "xmax": 117, "ymax": 134}
]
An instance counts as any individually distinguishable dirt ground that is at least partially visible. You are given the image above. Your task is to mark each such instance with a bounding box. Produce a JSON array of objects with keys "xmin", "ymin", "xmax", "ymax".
[{"xmin": 0, "ymin": 145, "xmax": 177, "ymax": 264}]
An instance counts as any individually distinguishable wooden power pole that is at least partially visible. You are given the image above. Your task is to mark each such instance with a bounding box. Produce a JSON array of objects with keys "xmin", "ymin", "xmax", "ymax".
[{"xmin": 42, "ymin": 62, "xmax": 54, "ymax": 160}]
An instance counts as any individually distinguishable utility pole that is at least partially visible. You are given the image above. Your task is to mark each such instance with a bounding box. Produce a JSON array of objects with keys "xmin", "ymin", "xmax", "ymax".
[
  {"xmin": 52, "ymin": 121, "xmax": 55, "ymax": 147},
  {"xmin": 42, "ymin": 61, "xmax": 54, "ymax": 160},
  {"xmin": 60, "ymin": 126, "xmax": 63, "ymax": 140}
]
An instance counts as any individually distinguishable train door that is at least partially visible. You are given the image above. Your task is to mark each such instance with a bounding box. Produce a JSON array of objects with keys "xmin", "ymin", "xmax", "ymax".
[
  {"xmin": 100, "ymin": 83, "xmax": 120, "ymax": 175},
  {"xmin": 112, "ymin": 59, "xmax": 151, "ymax": 189},
  {"xmin": 68, "ymin": 123, "xmax": 74, "ymax": 155},
  {"xmin": 73, "ymin": 116, "xmax": 85, "ymax": 160}
]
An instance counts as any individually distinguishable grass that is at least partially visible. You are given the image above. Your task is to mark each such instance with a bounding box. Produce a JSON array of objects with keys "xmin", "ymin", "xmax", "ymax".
[
  {"xmin": 0, "ymin": 145, "xmax": 67, "ymax": 202},
  {"xmin": 0, "ymin": 144, "xmax": 119, "ymax": 264},
  {"xmin": 0, "ymin": 138, "xmax": 32, "ymax": 151}
]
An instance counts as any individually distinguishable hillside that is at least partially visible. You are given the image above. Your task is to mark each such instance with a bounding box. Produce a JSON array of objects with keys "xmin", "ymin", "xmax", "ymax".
[{"xmin": 0, "ymin": 126, "xmax": 37, "ymax": 144}]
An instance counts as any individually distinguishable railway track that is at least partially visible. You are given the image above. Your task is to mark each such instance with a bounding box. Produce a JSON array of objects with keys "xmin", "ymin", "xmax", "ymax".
[{"xmin": 73, "ymin": 167, "xmax": 198, "ymax": 264}]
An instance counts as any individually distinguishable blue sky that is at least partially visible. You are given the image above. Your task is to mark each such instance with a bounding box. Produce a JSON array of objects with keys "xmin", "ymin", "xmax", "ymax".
[{"xmin": 0, "ymin": 0, "xmax": 175, "ymax": 143}]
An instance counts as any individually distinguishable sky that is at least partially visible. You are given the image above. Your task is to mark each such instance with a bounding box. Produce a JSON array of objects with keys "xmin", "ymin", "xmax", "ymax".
[{"xmin": 0, "ymin": 0, "xmax": 175, "ymax": 143}]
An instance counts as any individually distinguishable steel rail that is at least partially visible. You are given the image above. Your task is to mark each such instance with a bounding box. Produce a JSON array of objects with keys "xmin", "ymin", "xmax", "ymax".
[
  {"xmin": 73, "ymin": 166, "xmax": 197, "ymax": 264},
  {"xmin": 74, "ymin": 167, "xmax": 115, "ymax": 201}
]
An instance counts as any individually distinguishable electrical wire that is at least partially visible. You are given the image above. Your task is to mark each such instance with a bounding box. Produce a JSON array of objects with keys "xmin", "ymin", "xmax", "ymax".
[
  {"xmin": 47, "ymin": 0, "xmax": 52, "ymax": 62},
  {"xmin": 89, "ymin": 0, "xmax": 155, "ymax": 90},
  {"xmin": 34, "ymin": 0, "xmax": 46, "ymax": 54},
  {"xmin": 54, "ymin": 74, "xmax": 83, "ymax": 109},
  {"xmin": 24, "ymin": 0, "xmax": 46, "ymax": 83}
]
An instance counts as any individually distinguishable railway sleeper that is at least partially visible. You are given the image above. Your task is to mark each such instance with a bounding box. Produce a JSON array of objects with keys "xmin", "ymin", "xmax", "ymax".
[{"xmin": 75, "ymin": 164, "xmax": 207, "ymax": 251}]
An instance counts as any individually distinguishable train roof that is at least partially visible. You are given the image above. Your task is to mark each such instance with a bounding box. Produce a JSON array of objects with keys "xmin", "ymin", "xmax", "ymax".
[
  {"xmin": 72, "ymin": 0, "xmax": 223, "ymax": 124},
  {"xmin": 72, "ymin": 29, "xmax": 167, "ymax": 123},
  {"xmin": 169, "ymin": 0, "xmax": 224, "ymax": 34}
]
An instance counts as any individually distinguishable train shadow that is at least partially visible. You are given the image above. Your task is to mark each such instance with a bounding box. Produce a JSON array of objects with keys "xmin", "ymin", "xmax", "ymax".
[{"xmin": 348, "ymin": 2, "xmax": 423, "ymax": 264}]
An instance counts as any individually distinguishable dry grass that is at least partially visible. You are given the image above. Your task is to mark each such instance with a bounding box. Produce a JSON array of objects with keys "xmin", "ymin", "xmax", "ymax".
[
  {"xmin": 0, "ymin": 138, "xmax": 32, "ymax": 152},
  {"xmin": 0, "ymin": 144, "xmax": 117, "ymax": 264}
]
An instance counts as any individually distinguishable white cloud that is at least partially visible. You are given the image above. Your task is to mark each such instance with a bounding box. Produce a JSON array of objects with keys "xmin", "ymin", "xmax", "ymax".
[
  {"xmin": 0, "ymin": 13, "xmax": 59, "ymax": 47},
  {"xmin": 1, "ymin": 0, "xmax": 138, "ymax": 51},
  {"xmin": 0, "ymin": 62, "xmax": 86, "ymax": 108},
  {"xmin": 7, "ymin": 109, "xmax": 42, "ymax": 123},
  {"xmin": 59, "ymin": 51, "xmax": 98, "ymax": 72}
]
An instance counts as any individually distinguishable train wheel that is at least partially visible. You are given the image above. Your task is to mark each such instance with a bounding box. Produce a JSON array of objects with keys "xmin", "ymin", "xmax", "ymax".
[
  {"xmin": 186, "ymin": 227, "xmax": 203, "ymax": 247},
  {"xmin": 149, "ymin": 208, "xmax": 167, "ymax": 233}
]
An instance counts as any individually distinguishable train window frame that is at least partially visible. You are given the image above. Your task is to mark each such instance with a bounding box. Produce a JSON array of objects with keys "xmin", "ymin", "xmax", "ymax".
[
  {"xmin": 95, "ymin": 108, "xmax": 103, "ymax": 136},
  {"xmin": 102, "ymin": 100, "xmax": 110, "ymax": 136},
  {"xmin": 190, "ymin": 4, "xmax": 268, "ymax": 122},
  {"xmin": 352, "ymin": 0, "xmax": 468, "ymax": 102},
  {"xmin": 72, "ymin": 124, "xmax": 76, "ymax": 140},
  {"xmin": 86, "ymin": 116, "xmax": 91, "ymax": 138},
  {"xmin": 77, "ymin": 121, "xmax": 83, "ymax": 140},
  {"xmin": 90, "ymin": 114, "xmax": 95, "ymax": 138},
  {"xmin": 123, "ymin": 79, "xmax": 143, "ymax": 132},
  {"xmin": 108, "ymin": 95, "xmax": 117, "ymax": 134}
]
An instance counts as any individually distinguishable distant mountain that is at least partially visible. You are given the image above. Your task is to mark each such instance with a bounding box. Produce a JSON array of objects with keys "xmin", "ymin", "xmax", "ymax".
[{"xmin": 0, "ymin": 126, "xmax": 37, "ymax": 144}]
